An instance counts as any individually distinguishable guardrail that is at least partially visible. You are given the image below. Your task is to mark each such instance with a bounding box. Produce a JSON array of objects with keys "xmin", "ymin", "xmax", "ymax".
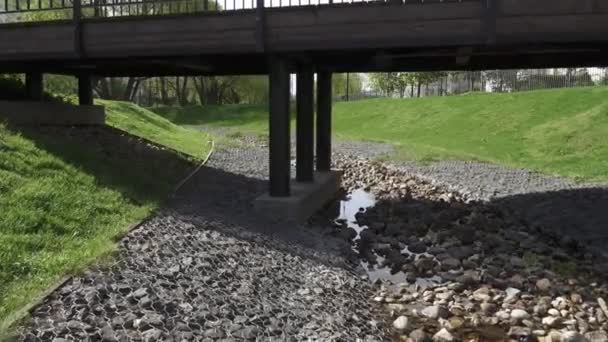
[{"xmin": 0, "ymin": 0, "xmax": 473, "ymax": 21}]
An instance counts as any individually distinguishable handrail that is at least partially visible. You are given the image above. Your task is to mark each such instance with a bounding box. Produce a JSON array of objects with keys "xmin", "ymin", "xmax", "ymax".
[{"xmin": 0, "ymin": 0, "xmax": 475, "ymax": 21}]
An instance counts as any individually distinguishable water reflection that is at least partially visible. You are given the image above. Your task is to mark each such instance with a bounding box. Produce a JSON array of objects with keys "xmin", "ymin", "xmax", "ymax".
[{"xmin": 337, "ymin": 189, "xmax": 442, "ymax": 287}]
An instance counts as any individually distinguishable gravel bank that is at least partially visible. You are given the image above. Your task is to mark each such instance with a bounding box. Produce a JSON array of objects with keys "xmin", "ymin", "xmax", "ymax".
[
  {"xmin": 388, "ymin": 159, "xmax": 605, "ymax": 202},
  {"xmin": 332, "ymin": 157, "xmax": 608, "ymax": 342},
  {"xmin": 17, "ymin": 144, "xmax": 387, "ymax": 341}
]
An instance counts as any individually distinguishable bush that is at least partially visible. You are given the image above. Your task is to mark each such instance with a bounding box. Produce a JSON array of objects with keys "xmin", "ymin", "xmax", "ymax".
[{"xmin": 0, "ymin": 76, "xmax": 65, "ymax": 102}]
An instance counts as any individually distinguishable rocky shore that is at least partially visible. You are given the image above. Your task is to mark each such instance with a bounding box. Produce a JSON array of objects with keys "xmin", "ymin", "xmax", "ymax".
[{"xmin": 331, "ymin": 156, "xmax": 608, "ymax": 342}]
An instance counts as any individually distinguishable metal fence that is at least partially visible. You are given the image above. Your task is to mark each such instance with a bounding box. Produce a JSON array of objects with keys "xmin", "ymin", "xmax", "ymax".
[
  {"xmin": 352, "ymin": 68, "xmax": 608, "ymax": 101},
  {"xmin": 0, "ymin": 0, "xmax": 472, "ymax": 22}
]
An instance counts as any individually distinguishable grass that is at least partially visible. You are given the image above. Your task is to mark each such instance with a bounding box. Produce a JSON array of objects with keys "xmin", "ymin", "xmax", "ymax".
[
  {"xmin": 0, "ymin": 101, "xmax": 210, "ymax": 335},
  {"xmin": 102, "ymin": 100, "xmax": 211, "ymax": 160},
  {"xmin": 152, "ymin": 87, "xmax": 608, "ymax": 182}
]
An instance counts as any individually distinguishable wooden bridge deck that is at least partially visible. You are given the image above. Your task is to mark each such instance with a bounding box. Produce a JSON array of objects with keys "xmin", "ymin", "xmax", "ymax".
[{"xmin": 1, "ymin": 0, "xmax": 607, "ymax": 75}]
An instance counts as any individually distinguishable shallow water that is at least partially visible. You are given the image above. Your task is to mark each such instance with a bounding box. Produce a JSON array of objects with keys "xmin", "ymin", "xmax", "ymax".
[
  {"xmin": 338, "ymin": 189, "xmax": 442, "ymax": 287},
  {"xmin": 337, "ymin": 189, "xmax": 376, "ymax": 240}
]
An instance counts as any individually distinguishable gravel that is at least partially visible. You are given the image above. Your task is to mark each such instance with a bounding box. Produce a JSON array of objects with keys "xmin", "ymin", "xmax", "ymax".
[
  {"xmin": 15, "ymin": 129, "xmax": 608, "ymax": 341},
  {"xmin": 331, "ymin": 156, "xmax": 608, "ymax": 341},
  {"xmin": 17, "ymin": 142, "xmax": 387, "ymax": 341}
]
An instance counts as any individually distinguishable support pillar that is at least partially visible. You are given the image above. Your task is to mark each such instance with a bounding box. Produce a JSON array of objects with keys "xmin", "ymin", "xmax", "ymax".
[
  {"xmin": 78, "ymin": 74, "xmax": 93, "ymax": 106},
  {"xmin": 316, "ymin": 71, "xmax": 332, "ymax": 171},
  {"xmin": 296, "ymin": 64, "xmax": 314, "ymax": 182},
  {"xmin": 25, "ymin": 72, "xmax": 43, "ymax": 101},
  {"xmin": 268, "ymin": 56, "xmax": 291, "ymax": 197}
]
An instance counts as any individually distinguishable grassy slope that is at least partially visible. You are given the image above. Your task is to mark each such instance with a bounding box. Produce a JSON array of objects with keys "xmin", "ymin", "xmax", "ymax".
[
  {"xmin": 0, "ymin": 102, "xmax": 210, "ymax": 333},
  {"xmin": 153, "ymin": 87, "xmax": 608, "ymax": 181}
]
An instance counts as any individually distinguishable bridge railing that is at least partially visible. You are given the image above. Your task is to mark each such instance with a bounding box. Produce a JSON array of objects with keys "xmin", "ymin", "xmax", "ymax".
[{"xmin": 0, "ymin": 0, "xmax": 473, "ymax": 22}]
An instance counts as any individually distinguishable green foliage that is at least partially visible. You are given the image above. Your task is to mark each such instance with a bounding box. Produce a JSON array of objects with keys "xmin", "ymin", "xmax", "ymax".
[
  {"xmin": 0, "ymin": 75, "xmax": 67, "ymax": 102},
  {"xmin": 154, "ymin": 86, "xmax": 608, "ymax": 182},
  {"xmin": 332, "ymin": 73, "xmax": 363, "ymax": 100}
]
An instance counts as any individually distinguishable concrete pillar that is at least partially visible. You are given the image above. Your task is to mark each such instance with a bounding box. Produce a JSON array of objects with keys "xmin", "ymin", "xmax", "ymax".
[
  {"xmin": 316, "ymin": 71, "xmax": 332, "ymax": 172},
  {"xmin": 296, "ymin": 64, "xmax": 314, "ymax": 182},
  {"xmin": 268, "ymin": 56, "xmax": 291, "ymax": 197},
  {"xmin": 25, "ymin": 72, "xmax": 43, "ymax": 101},
  {"xmin": 78, "ymin": 74, "xmax": 93, "ymax": 106}
]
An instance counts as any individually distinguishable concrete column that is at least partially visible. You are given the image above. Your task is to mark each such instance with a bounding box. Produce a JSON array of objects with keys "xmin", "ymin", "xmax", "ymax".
[
  {"xmin": 78, "ymin": 74, "xmax": 93, "ymax": 106},
  {"xmin": 25, "ymin": 72, "xmax": 43, "ymax": 101},
  {"xmin": 268, "ymin": 56, "xmax": 291, "ymax": 197},
  {"xmin": 316, "ymin": 71, "xmax": 332, "ymax": 172},
  {"xmin": 296, "ymin": 64, "xmax": 314, "ymax": 182}
]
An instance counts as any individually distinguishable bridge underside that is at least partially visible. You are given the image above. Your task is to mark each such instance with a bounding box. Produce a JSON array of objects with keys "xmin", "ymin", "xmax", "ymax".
[{"xmin": 3, "ymin": 0, "xmax": 608, "ymax": 214}]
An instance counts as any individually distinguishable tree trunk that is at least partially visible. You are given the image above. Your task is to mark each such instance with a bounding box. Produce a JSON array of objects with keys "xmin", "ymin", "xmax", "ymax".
[
  {"xmin": 159, "ymin": 77, "xmax": 169, "ymax": 105},
  {"xmin": 417, "ymin": 81, "xmax": 421, "ymax": 97}
]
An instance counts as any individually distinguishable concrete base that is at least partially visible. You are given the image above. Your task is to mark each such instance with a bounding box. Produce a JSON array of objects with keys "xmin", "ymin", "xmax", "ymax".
[
  {"xmin": 0, "ymin": 101, "xmax": 105, "ymax": 126},
  {"xmin": 254, "ymin": 170, "xmax": 342, "ymax": 223}
]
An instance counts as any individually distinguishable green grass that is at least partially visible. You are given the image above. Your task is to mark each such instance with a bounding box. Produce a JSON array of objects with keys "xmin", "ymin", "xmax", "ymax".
[
  {"xmin": 102, "ymin": 100, "xmax": 211, "ymax": 159},
  {"xmin": 0, "ymin": 101, "xmax": 210, "ymax": 335},
  {"xmin": 152, "ymin": 87, "xmax": 608, "ymax": 182}
]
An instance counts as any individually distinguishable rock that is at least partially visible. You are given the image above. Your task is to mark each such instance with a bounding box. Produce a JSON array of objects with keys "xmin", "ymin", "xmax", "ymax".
[
  {"xmin": 409, "ymin": 241, "xmax": 428, "ymax": 254},
  {"xmin": 392, "ymin": 316, "xmax": 409, "ymax": 331},
  {"xmin": 536, "ymin": 278, "xmax": 552, "ymax": 292},
  {"xmin": 508, "ymin": 326, "xmax": 532, "ymax": 339},
  {"xmin": 472, "ymin": 287, "xmax": 491, "ymax": 302},
  {"xmin": 410, "ymin": 328, "xmax": 430, "ymax": 342},
  {"xmin": 133, "ymin": 288, "xmax": 147, "ymax": 298},
  {"xmin": 542, "ymin": 316, "xmax": 563, "ymax": 328},
  {"xmin": 100, "ymin": 326, "xmax": 117, "ymax": 342},
  {"xmin": 142, "ymin": 329, "xmax": 162, "ymax": 342},
  {"xmin": 511, "ymin": 309, "xmax": 531, "ymax": 320},
  {"xmin": 560, "ymin": 331, "xmax": 588, "ymax": 342},
  {"xmin": 433, "ymin": 328, "xmax": 454, "ymax": 341},
  {"xmin": 505, "ymin": 287, "xmax": 521, "ymax": 302},
  {"xmin": 480, "ymin": 302, "xmax": 497, "ymax": 314},
  {"xmin": 440, "ymin": 258, "xmax": 461, "ymax": 271},
  {"xmin": 415, "ymin": 258, "xmax": 436, "ymax": 272},
  {"xmin": 420, "ymin": 305, "xmax": 448, "ymax": 319},
  {"xmin": 597, "ymin": 298, "xmax": 608, "ymax": 318},
  {"xmin": 585, "ymin": 331, "xmax": 608, "ymax": 342}
]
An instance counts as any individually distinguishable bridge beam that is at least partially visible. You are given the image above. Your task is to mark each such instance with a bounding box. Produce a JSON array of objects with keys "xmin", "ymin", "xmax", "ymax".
[
  {"xmin": 316, "ymin": 71, "xmax": 332, "ymax": 172},
  {"xmin": 296, "ymin": 64, "xmax": 314, "ymax": 182},
  {"xmin": 268, "ymin": 56, "xmax": 291, "ymax": 197},
  {"xmin": 78, "ymin": 74, "xmax": 93, "ymax": 106},
  {"xmin": 25, "ymin": 72, "xmax": 43, "ymax": 101}
]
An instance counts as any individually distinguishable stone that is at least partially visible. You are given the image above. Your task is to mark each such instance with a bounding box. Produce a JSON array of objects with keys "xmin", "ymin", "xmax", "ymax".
[
  {"xmin": 420, "ymin": 305, "xmax": 448, "ymax": 319},
  {"xmin": 511, "ymin": 309, "xmax": 531, "ymax": 320},
  {"xmin": 100, "ymin": 326, "xmax": 117, "ymax": 342},
  {"xmin": 433, "ymin": 328, "xmax": 454, "ymax": 341},
  {"xmin": 560, "ymin": 331, "xmax": 588, "ymax": 342},
  {"xmin": 142, "ymin": 329, "xmax": 162, "ymax": 342},
  {"xmin": 408, "ymin": 241, "xmax": 428, "ymax": 254},
  {"xmin": 410, "ymin": 328, "xmax": 430, "ymax": 342},
  {"xmin": 536, "ymin": 278, "xmax": 552, "ymax": 292},
  {"xmin": 133, "ymin": 288, "xmax": 147, "ymax": 298},
  {"xmin": 597, "ymin": 298, "xmax": 608, "ymax": 318},
  {"xmin": 472, "ymin": 287, "xmax": 491, "ymax": 302},
  {"xmin": 415, "ymin": 258, "xmax": 436, "ymax": 272},
  {"xmin": 542, "ymin": 316, "xmax": 563, "ymax": 328},
  {"xmin": 392, "ymin": 316, "xmax": 410, "ymax": 331},
  {"xmin": 505, "ymin": 287, "xmax": 521, "ymax": 302},
  {"xmin": 441, "ymin": 258, "xmax": 461, "ymax": 271},
  {"xmin": 585, "ymin": 331, "xmax": 608, "ymax": 342}
]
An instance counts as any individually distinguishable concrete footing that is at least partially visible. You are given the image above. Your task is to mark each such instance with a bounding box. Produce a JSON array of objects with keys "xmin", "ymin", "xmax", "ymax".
[
  {"xmin": 0, "ymin": 101, "xmax": 105, "ymax": 126},
  {"xmin": 254, "ymin": 170, "xmax": 342, "ymax": 223}
]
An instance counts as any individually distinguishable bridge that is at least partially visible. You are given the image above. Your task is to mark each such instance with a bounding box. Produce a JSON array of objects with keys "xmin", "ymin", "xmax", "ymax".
[{"xmin": 1, "ymin": 0, "xmax": 607, "ymax": 218}]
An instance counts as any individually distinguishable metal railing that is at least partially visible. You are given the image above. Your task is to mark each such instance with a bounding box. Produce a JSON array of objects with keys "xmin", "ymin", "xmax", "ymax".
[{"xmin": 0, "ymin": 0, "xmax": 471, "ymax": 22}]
